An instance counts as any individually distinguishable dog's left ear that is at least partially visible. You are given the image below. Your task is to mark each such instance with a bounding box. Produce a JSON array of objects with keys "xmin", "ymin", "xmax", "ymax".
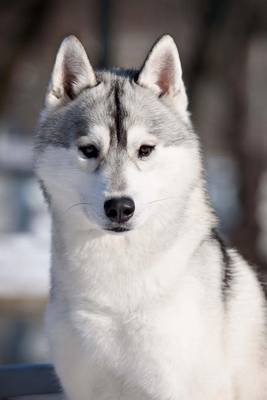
[{"xmin": 137, "ymin": 35, "xmax": 188, "ymax": 113}]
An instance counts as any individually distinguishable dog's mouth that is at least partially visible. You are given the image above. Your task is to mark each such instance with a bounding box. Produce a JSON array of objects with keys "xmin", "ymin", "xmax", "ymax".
[{"xmin": 105, "ymin": 226, "xmax": 131, "ymax": 233}]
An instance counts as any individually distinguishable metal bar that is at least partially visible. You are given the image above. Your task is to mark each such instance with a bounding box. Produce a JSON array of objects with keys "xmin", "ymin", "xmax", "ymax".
[{"xmin": 0, "ymin": 363, "xmax": 61, "ymax": 397}]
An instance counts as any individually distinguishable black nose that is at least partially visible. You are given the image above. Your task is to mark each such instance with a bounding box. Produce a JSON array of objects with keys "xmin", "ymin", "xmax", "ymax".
[{"xmin": 104, "ymin": 197, "xmax": 135, "ymax": 223}]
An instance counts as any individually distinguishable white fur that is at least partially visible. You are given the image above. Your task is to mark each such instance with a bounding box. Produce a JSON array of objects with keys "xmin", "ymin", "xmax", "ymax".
[
  {"xmin": 36, "ymin": 141, "xmax": 267, "ymax": 400},
  {"xmin": 36, "ymin": 35, "xmax": 267, "ymax": 400}
]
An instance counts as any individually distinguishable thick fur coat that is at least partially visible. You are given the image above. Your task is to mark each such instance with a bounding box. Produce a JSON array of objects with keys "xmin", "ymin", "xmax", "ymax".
[{"xmin": 34, "ymin": 35, "xmax": 267, "ymax": 400}]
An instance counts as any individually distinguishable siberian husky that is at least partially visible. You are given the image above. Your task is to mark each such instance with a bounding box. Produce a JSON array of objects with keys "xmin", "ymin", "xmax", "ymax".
[{"xmin": 34, "ymin": 35, "xmax": 267, "ymax": 400}]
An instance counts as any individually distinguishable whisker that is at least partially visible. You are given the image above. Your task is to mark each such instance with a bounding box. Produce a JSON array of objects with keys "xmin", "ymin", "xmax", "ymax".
[
  {"xmin": 64, "ymin": 197, "xmax": 177, "ymax": 215},
  {"xmin": 63, "ymin": 202, "xmax": 92, "ymax": 214},
  {"xmin": 146, "ymin": 196, "xmax": 178, "ymax": 205}
]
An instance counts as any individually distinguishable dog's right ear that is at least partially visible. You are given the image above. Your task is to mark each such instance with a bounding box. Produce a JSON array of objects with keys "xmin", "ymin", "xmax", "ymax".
[{"xmin": 45, "ymin": 36, "xmax": 97, "ymax": 109}]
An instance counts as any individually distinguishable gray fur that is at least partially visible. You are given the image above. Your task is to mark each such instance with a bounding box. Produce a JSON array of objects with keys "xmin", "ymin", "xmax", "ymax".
[{"xmin": 35, "ymin": 69, "xmax": 195, "ymax": 156}]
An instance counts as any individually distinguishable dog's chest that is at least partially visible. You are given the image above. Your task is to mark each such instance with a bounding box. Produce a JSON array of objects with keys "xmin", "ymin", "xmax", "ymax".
[
  {"xmin": 50, "ymin": 241, "xmax": 228, "ymax": 399},
  {"xmin": 63, "ymin": 286, "xmax": 225, "ymax": 399}
]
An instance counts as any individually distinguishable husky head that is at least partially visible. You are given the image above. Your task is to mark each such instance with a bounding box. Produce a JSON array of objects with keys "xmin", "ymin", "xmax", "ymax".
[{"xmin": 35, "ymin": 35, "xmax": 202, "ymax": 234}]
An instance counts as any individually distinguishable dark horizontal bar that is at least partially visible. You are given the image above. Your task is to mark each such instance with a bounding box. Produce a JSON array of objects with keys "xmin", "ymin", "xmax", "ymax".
[{"xmin": 0, "ymin": 363, "xmax": 61, "ymax": 397}]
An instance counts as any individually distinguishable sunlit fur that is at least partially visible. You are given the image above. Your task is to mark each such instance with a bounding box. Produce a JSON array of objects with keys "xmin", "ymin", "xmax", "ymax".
[{"xmin": 35, "ymin": 35, "xmax": 267, "ymax": 400}]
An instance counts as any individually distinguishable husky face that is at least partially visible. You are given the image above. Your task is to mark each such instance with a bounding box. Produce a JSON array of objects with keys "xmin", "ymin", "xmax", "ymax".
[{"xmin": 35, "ymin": 35, "xmax": 201, "ymax": 233}]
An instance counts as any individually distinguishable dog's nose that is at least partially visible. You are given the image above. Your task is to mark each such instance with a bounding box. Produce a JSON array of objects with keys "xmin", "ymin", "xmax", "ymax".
[{"xmin": 104, "ymin": 197, "xmax": 135, "ymax": 223}]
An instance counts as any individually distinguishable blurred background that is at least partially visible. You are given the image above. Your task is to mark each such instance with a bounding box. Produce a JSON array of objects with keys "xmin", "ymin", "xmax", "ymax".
[{"xmin": 0, "ymin": 0, "xmax": 267, "ymax": 364}]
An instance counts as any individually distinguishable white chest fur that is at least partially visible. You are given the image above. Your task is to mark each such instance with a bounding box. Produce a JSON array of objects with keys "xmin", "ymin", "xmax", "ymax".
[{"xmin": 46, "ymin": 228, "xmax": 231, "ymax": 400}]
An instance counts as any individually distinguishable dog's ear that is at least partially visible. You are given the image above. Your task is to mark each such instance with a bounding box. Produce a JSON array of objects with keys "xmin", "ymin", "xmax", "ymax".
[
  {"xmin": 137, "ymin": 35, "xmax": 188, "ymax": 113},
  {"xmin": 45, "ymin": 36, "xmax": 97, "ymax": 109}
]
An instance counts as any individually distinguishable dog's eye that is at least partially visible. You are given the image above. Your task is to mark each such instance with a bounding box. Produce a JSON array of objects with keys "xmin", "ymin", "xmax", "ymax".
[
  {"xmin": 138, "ymin": 145, "xmax": 155, "ymax": 159},
  {"xmin": 78, "ymin": 144, "xmax": 99, "ymax": 159}
]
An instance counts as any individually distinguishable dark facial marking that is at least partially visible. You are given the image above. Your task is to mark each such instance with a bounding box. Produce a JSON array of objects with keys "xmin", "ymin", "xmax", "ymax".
[
  {"xmin": 38, "ymin": 178, "xmax": 51, "ymax": 205},
  {"xmin": 257, "ymin": 272, "xmax": 267, "ymax": 301},
  {"xmin": 113, "ymin": 81, "xmax": 127, "ymax": 148},
  {"xmin": 211, "ymin": 228, "xmax": 232, "ymax": 302}
]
